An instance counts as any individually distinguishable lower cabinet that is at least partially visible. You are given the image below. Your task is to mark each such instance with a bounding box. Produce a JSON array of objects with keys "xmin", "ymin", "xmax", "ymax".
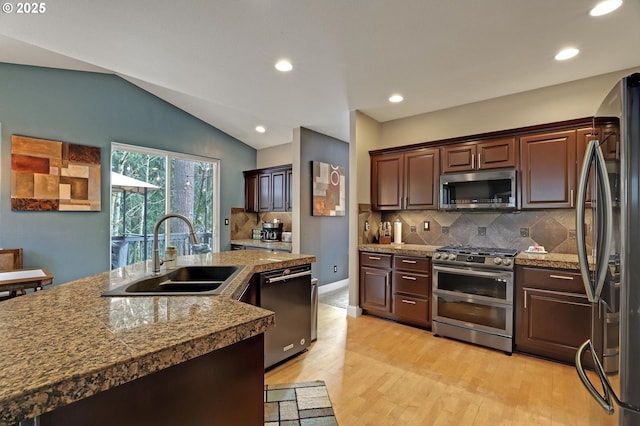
[
  {"xmin": 359, "ymin": 251, "xmax": 431, "ymax": 328},
  {"xmin": 515, "ymin": 266, "xmax": 598, "ymax": 365},
  {"xmin": 359, "ymin": 252, "xmax": 393, "ymax": 316},
  {"xmin": 393, "ymin": 255, "xmax": 431, "ymax": 327}
]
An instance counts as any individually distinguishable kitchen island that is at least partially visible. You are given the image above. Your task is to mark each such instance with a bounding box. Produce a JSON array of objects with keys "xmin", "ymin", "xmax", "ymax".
[{"xmin": 0, "ymin": 250, "xmax": 315, "ymax": 425}]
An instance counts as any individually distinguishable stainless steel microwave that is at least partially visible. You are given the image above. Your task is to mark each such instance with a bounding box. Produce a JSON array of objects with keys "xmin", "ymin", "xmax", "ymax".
[{"xmin": 439, "ymin": 169, "xmax": 516, "ymax": 210}]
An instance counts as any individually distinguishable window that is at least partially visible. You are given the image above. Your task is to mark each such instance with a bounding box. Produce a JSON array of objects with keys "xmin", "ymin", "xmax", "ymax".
[{"xmin": 110, "ymin": 143, "xmax": 219, "ymax": 269}]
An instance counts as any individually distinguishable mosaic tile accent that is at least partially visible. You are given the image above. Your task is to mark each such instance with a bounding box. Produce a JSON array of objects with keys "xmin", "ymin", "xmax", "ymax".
[
  {"xmin": 264, "ymin": 381, "xmax": 338, "ymax": 426},
  {"xmin": 359, "ymin": 204, "xmax": 591, "ymax": 254}
]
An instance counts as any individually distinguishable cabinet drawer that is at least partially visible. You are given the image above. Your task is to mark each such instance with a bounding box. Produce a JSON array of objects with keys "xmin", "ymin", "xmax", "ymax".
[
  {"xmin": 393, "ymin": 256, "xmax": 429, "ymax": 272},
  {"xmin": 518, "ymin": 267, "xmax": 584, "ymax": 294},
  {"xmin": 394, "ymin": 295, "xmax": 429, "ymax": 322},
  {"xmin": 393, "ymin": 271, "xmax": 429, "ymax": 297},
  {"xmin": 360, "ymin": 252, "xmax": 392, "ymax": 269}
]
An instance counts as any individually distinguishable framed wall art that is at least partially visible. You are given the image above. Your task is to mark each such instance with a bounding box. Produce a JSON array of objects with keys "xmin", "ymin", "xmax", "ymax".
[
  {"xmin": 11, "ymin": 135, "xmax": 101, "ymax": 211},
  {"xmin": 312, "ymin": 161, "xmax": 345, "ymax": 216}
]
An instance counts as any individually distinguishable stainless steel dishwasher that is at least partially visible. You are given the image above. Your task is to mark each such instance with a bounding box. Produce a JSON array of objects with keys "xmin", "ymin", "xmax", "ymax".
[{"xmin": 260, "ymin": 264, "xmax": 312, "ymax": 369}]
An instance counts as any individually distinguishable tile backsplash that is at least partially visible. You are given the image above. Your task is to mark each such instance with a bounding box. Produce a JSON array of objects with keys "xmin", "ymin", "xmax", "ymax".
[
  {"xmin": 359, "ymin": 205, "xmax": 591, "ymax": 254},
  {"xmin": 230, "ymin": 208, "xmax": 292, "ymax": 240}
]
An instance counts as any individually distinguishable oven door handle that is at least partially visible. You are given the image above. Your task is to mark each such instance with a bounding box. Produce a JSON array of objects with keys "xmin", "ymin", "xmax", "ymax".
[{"xmin": 432, "ymin": 264, "xmax": 513, "ymax": 280}]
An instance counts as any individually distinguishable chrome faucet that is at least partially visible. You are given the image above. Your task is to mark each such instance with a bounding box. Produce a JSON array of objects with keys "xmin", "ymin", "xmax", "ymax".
[{"xmin": 152, "ymin": 213, "xmax": 200, "ymax": 273}]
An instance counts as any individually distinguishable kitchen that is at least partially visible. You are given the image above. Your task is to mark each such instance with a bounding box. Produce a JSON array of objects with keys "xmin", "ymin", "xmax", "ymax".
[{"xmin": 1, "ymin": 1, "xmax": 640, "ymax": 425}]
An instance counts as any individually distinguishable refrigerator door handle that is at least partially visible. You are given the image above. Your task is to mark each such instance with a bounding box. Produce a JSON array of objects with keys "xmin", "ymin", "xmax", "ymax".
[
  {"xmin": 576, "ymin": 340, "xmax": 640, "ymax": 415},
  {"xmin": 576, "ymin": 140, "xmax": 613, "ymax": 302},
  {"xmin": 576, "ymin": 339, "xmax": 614, "ymax": 415}
]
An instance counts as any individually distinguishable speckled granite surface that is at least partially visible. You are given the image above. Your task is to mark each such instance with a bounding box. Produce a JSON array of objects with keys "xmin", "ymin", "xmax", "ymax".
[
  {"xmin": 514, "ymin": 252, "xmax": 585, "ymax": 270},
  {"xmin": 231, "ymin": 239, "xmax": 293, "ymax": 252},
  {"xmin": 0, "ymin": 250, "xmax": 315, "ymax": 424},
  {"xmin": 358, "ymin": 243, "xmax": 586, "ymax": 270},
  {"xmin": 358, "ymin": 243, "xmax": 440, "ymax": 257}
]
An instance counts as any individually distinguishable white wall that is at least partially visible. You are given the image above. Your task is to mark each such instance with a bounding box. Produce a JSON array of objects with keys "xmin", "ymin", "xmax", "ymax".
[
  {"xmin": 378, "ymin": 67, "xmax": 640, "ymax": 150},
  {"xmin": 256, "ymin": 142, "xmax": 293, "ymax": 169}
]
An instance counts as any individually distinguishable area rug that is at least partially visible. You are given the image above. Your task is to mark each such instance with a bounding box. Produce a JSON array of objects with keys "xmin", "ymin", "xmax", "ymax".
[{"xmin": 264, "ymin": 380, "xmax": 338, "ymax": 425}]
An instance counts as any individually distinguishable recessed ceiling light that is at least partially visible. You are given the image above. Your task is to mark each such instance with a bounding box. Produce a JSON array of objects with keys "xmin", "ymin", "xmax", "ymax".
[
  {"xmin": 590, "ymin": 0, "xmax": 623, "ymax": 16},
  {"xmin": 275, "ymin": 60, "xmax": 293, "ymax": 72},
  {"xmin": 555, "ymin": 48, "xmax": 580, "ymax": 61},
  {"xmin": 255, "ymin": 125, "xmax": 266, "ymax": 133},
  {"xmin": 389, "ymin": 94, "xmax": 404, "ymax": 103}
]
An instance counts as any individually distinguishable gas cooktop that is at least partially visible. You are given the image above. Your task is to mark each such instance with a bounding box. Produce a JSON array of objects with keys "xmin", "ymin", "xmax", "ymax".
[{"xmin": 436, "ymin": 245, "xmax": 518, "ymax": 257}]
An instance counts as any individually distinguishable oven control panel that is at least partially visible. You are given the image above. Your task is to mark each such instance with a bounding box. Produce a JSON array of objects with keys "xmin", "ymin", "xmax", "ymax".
[{"xmin": 432, "ymin": 248, "xmax": 516, "ymax": 270}]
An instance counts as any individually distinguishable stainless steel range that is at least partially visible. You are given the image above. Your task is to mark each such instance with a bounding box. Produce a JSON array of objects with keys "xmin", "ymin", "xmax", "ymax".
[{"xmin": 431, "ymin": 245, "xmax": 518, "ymax": 353}]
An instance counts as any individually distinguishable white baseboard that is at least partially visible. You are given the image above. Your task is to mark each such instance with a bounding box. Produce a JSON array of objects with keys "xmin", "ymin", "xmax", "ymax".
[
  {"xmin": 347, "ymin": 305, "xmax": 362, "ymax": 317},
  {"xmin": 317, "ymin": 278, "xmax": 349, "ymax": 294}
]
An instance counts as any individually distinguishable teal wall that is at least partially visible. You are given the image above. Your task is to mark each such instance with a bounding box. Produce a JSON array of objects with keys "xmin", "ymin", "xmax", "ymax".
[
  {"xmin": 299, "ymin": 127, "xmax": 349, "ymax": 286},
  {"xmin": 0, "ymin": 63, "xmax": 256, "ymax": 285}
]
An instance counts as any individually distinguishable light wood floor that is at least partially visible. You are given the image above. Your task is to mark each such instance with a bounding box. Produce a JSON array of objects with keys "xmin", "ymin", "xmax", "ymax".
[{"xmin": 265, "ymin": 302, "xmax": 618, "ymax": 426}]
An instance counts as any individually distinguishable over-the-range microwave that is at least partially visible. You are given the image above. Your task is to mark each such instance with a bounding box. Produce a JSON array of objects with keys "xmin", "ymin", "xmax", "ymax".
[{"xmin": 439, "ymin": 169, "xmax": 516, "ymax": 210}]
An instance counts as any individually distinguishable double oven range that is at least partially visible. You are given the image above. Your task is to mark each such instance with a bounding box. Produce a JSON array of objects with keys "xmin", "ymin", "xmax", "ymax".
[{"xmin": 432, "ymin": 245, "xmax": 518, "ymax": 353}]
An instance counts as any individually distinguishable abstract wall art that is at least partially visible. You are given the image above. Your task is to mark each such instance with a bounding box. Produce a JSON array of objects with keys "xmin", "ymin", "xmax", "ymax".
[
  {"xmin": 312, "ymin": 161, "xmax": 345, "ymax": 216},
  {"xmin": 11, "ymin": 135, "xmax": 101, "ymax": 211}
]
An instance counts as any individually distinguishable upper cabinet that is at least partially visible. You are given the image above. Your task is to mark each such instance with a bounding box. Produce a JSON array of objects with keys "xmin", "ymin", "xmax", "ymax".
[
  {"xmin": 243, "ymin": 164, "xmax": 292, "ymax": 213},
  {"xmin": 371, "ymin": 148, "xmax": 439, "ymax": 210},
  {"xmin": 441, "ymin": 137, "xmax": 517, "ymax": 173},
  {"xmin": 520, "ymin": 130, "xmax": 576, "ymax": 209}
]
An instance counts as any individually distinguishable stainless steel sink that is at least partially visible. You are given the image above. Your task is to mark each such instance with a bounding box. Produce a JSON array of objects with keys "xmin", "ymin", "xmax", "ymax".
[{"xmin": 102, "ymin": 265, "xmax": 243, "ymax": 296}]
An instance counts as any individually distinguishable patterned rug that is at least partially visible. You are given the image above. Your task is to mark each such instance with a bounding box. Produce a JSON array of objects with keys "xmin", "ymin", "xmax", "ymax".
[{"xmin": 264, "ymin": 380, "xmax": 338, "ymax": 425}]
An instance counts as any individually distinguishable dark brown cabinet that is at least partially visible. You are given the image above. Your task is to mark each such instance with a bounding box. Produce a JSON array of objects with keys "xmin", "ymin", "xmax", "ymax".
[
  {"xmin": 392, "ymin": 256, "xmax": 431, "ymax": 327},
  {"xmin": 441, "ymin": 137, "xmax": 517, "ymax": 173},
  {"xmin": 371, "ymin": 148, "xmax": 439, "ymax": 210},
  {"xmin": 520, "ymin": 130, "xmax": 577, "ymax": 209},
  {"xmin": 359, "ymin": 252, "xmax": 393, "ymax": 315},
  {"xmin": 515, "ymin": 266, "xmax": 599, "ymax": 366},
  {"xmin": 243, "ymin": 164, "xmax": 292, "ymax": 213},
  {"xmin": 576, "ymin": 127, "xmax": 599, "ymax": 205},
  {"xmin": 359, "ymin": 252, "xmax": 432, "ymax": 328}
]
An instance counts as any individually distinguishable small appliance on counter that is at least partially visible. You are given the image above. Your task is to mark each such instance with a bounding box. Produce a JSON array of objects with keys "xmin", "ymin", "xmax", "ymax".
[{"xmin": 262, "ymin": 219, "xmax": 283, "ymax": 242}]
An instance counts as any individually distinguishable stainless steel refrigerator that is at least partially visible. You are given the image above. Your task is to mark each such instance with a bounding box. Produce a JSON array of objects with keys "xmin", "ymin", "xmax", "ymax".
[{"xmin": 575, "ymin": 72, "xmax": 640, "ymax": 425}]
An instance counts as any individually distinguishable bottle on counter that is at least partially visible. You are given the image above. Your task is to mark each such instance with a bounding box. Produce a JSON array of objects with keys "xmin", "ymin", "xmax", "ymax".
[{"xmin": 164, "ymin": 246, "xmax": 177, "ymax": 270}]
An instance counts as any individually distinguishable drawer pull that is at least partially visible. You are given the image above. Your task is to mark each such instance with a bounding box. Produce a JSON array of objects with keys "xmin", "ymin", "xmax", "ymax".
[
  {"xmin": 401, "ymin": 299, "xmax": 417, "ymax": 305},
  {"xmin": 368, "ymin": 256, "xmax": 381, "ymax": 260},
  {"xmin": 550, "ymin": 274, "xmax": 574, "ymax": 280},
  {"xmin": 401, "ymin": 259, "xmax": 417, "ymax": 264},
  {"xmin": 401, "ymin": 275, "xmax": 417, "ymax": 281}
]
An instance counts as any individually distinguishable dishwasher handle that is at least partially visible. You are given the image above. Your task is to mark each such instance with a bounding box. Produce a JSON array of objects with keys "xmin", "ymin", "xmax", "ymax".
[{"xmin": 265, "ymin": 269, "xmax": 312, "ymax": 284}]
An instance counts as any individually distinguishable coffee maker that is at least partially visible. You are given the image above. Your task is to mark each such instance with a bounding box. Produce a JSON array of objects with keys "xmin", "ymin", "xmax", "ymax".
[{"xmin": 261, "ymin": 219, "xmax": 283, "ymax": 242}]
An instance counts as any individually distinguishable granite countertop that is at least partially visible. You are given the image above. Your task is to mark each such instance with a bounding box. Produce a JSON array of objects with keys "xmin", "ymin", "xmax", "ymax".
[
  {"xmin": 358, "ymin": 243, "xmax": 441, "ymax": 257},
  {"xmin": 0, "ymin": 250, "xmax": 315, "ymax": 424},
  {"xmin": 358, "ymin": 243, "xmax": 584, "ymax": 270},
  {"xmin": 231, "ymin": 239, "xmax": 292, "ymax": 252}
]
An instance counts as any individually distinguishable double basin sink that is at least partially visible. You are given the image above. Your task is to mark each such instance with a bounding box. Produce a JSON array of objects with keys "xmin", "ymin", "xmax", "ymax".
[{"xmin": 102, "ymin": 265, "xmax": 243, "ymax": 297}]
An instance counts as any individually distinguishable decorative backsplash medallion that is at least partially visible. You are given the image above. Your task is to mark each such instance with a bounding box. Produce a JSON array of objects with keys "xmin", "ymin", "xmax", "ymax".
[{"xmin": 11, "ymin": 135, "xmax": 101, "ymax": 211}]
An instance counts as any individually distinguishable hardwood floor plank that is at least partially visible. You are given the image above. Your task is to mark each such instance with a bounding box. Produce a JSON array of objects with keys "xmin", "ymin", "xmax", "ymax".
[{"xmin": 265, "ymin": 303, "xmax": 617, "ymax": 425}]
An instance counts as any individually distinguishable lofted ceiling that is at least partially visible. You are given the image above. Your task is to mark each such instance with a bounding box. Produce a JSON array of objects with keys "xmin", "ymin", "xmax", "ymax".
[{"xmin": 0, "ymin": 1, "xmax": 639, "ymax": 150}]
